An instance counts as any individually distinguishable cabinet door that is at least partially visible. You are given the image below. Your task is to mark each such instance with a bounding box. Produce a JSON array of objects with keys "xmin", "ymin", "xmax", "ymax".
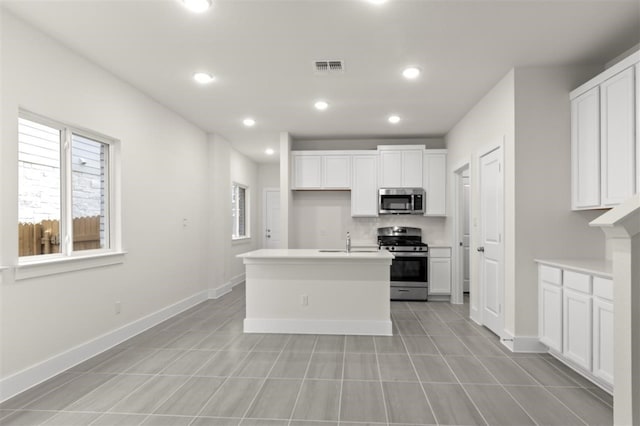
[
  {"xmin": 424, "ymin": 153, "xmax": 446, "ymax": 216},
  {"xmin": 293, "ymin": 155, "xmax": 322, "ymax": 189},
  {"xmin": 402, "ymin": 150, "xmax": 423, "ymax": 187},
  {"xmin": 429, "ymin": 257, "xmax": 451, "ymax": 294},
  {"xmin": 636, "ymin": 64, "xmax": 640, "ymax": 195},
  {"xmin": 539, "ymin": 281, "xmax": 562, "ymax": 353},
  {"xmin": 379, "ymin": 151, "xmax": 402, "ymax": 187},
  {"xmin": 592, "ymin": 297, "xmax": 614, "ymax": 386},
  {"xmin": 571, "ymin": 87, "xmax": 601, "ymax": 209},
  {"xmin": 563, "ymin": 288, "xmax": 592, "ymax": 370},
  {"xmin": 601, "ymin": 66, "xmax": 636, "ymax": 206},
  {"xmin": 323, "ymin": 155, "xmax": 351, "ymax": 189},
  {"xmin": 351, "ymin": 155, "xmax": 378, "ymax": 217}
]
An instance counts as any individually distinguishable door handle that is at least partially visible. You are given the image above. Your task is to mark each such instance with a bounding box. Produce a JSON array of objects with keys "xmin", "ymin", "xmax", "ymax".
[{"xmin": 477, "ymin": 246, "xmax": 485, "ymax": 253}]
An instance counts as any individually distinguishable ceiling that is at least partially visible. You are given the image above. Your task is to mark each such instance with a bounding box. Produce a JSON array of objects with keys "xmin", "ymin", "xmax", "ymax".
[{"xmin": 2, "ymin": 0, "xmax": 639, "ymax": 163}]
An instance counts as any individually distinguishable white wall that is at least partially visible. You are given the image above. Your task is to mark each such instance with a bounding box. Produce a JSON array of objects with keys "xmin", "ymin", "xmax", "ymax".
[
  {"xmin": 0, "ymin": 10, "xmax": 209, "ymax": 381},
  {"xmin": 445, "ymin": 66, "xmax": 607, "ymax": 339},
  {"xmin": 445, "ymin": 70, "xmax": 516, "ymax": 326}
]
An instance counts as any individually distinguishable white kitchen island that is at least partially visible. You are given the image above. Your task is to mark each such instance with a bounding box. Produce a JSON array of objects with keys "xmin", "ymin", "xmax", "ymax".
[{"xmin": 237, "ymin": 249, "xmax": 394, "ymax": 336}]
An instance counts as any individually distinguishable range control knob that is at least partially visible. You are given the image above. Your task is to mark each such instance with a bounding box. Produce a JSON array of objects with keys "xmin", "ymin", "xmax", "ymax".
[{"xmin": 413, "ymin": 247, "xmax": 417, "ymax": 251}]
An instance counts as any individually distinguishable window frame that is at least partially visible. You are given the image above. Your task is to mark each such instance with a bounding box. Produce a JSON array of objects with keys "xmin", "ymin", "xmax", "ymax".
[
  {"xmin": 17, "ymin": 110, "xmax": 122, "ymax": 268},
  {"xmin": 231, "ymin": 182, "xmax": 250, "ymax": 241}
]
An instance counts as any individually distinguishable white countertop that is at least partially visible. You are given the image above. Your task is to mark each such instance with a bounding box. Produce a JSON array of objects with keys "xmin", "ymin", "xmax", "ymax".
[
  {"xmin": 535, "ymin": 258, "xmax": 613, "ymax": 277},
  {"xmin": 238, "ymin": 249, "xmax": 394, "ymax": 260}
]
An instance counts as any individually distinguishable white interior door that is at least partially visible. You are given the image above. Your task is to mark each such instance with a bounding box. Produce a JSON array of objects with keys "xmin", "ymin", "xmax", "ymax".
[
  {"xmin": 479, "ymin": 146, "xmax": 504, "ymax": 336},
  {"xmin": 264, "ymin": 189, "xmax": 280, "ymax": 249},
  {"xmin": 462, "ymin": 175, "xmax": 471, "ymax": 293}
]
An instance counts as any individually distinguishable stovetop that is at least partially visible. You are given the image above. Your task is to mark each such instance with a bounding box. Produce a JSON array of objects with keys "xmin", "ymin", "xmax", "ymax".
[{"xmin": 377, "ymin": 226, "xmax": 428, "ymax": 252}]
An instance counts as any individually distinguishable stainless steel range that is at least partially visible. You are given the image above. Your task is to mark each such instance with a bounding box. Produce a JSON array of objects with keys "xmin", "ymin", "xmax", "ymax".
[{"xmin": 377, "ymin": 226, "xmax": 429, "ymax": 301}]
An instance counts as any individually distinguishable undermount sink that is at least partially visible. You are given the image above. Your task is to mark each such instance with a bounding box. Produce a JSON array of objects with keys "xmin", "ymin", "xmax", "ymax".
[{"xmin": 318, "ymin": 249, "xmax": 379, "ymax": 253}]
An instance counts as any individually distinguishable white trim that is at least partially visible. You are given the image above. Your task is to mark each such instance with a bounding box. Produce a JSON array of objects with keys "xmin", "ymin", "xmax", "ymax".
[
  {"xmin": 244, "ymin": 318, "xmax": 392, "ymax": 336},
  {"xmin": 570, "ymin": 50, "xmax": 640, "ymax": 99},
  {"xmin": 208, "ymin": 273, "xmax": 245, "ymax": 299},
  {"xmin": 14, "ymin": 251, "xmax": 126, "ymax": 280},
  {"xmin": 452, "ymin": 161, "xmax": 470, "ymax": 305},
  {"xmin": 0, "ymin": 290, "xmax": 208, "ymax": 403},
  {"xmin": 500, "ymin": 331, "xmax": 547, "ymax": 353},
  {"xmin": 262, "ymin": 187, "xmax": 279, "ymax": 248}
]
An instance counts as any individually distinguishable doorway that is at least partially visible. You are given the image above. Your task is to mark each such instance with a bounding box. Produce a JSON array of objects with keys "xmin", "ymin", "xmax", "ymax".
[
  {"xmin": 453, "ymin": 164, "xmax": 471, "ymax": 309},
  {"xmin": 478, "ymin": 145, "xmax": 504, "ymax": 337},
  {"xmin": 263, "ymin": 188, "xmax": 280, "ymax": 249}
]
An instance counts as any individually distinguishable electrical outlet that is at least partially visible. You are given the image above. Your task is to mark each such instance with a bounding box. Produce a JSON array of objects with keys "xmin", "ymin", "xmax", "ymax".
[
  {"xmin": 301, "ymin": 295, "xmax": 308, "ymax": 306},
  {"xmin": 115, "ymin": 301, "xmax": 121, "ymax": 314}
]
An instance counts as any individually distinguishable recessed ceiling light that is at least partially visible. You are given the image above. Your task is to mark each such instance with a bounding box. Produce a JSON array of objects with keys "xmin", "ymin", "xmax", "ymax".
[
  {"xmin": 314, "ymin": 100, "xmax": 329, "ymax": 111},
  {"xmin": 368, "ymin": 0, "xmax": 387, "ymax": 4},
  {"xmin": 193, "ymin": 72, "xmax": 214, "ymax": 84},
  {"xmin": 388, "ymin": 115, "xmax": 401, "ymax": 124},
  {"xmin": 243, "ymin": 118, "xmax": 256, "ymax": 127},
  {"xmin": 265, "ymin": 148, "xmax": 275, "ymax": 155},
  {"xmin": 402, "ymin": 67, "xmax": 421, "ymax": 79},
  {"xmin": 182, "ymin": 0, "xmax": 212, "ymax": 13}
]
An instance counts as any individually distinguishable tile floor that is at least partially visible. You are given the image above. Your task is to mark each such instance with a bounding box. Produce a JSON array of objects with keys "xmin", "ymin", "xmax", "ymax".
[{"xmin": 0, "ymin": 287, "xmax": 613, "ymax": 426}]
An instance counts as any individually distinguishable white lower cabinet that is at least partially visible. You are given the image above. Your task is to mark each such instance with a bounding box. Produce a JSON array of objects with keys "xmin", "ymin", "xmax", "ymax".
[
  {"xmin": 537, "ymin": 263, "xmax": 613, "ymax": 391},
  {"xmin": 539, "ymin": 267, "xmax": 563, "ymax": 352},
  {"xmin": 563, "ymin": 287, "xmax": 592, "ymax": 371},
  {"xmin": 428, "ymin": 247, "xmax": 451, "ymax": 296}
]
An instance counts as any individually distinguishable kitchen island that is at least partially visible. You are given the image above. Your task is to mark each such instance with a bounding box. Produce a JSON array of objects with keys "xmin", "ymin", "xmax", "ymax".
[{"xmin": 237, "ymin": 249, "xmax": 394, "ymax": 336}]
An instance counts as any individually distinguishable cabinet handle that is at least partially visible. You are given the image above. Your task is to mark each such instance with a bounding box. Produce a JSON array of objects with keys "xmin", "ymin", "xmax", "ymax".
[{"xmin": 477, "ymin": 247, "xmax": 485, "ymax": 253}]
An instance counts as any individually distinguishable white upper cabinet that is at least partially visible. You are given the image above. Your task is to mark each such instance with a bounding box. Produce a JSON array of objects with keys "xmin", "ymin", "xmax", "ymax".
[
  {"xmin": 570, "ymin": 51, "xmax": 639, "ymax": 210},
  {"xmin": 378, "ymin": 145, "xmax": 424, "ymax": 188},
  {"xmin": 571, "ymin": 87, "xmax": 601, "ymax": 209},
  {"xmin": 423, "ymin": 150, "xmax": 447, "ymax": 216},
  {"xmin": 351, "ymin": 154, "xmax": 379, "ymax": 217},
  {"xmin": 601, "ymin": 66, "xmax": 636, "ymax": 206},
  {"xmin": 291, "ymin": 152, "xmax": 351, "ymax": 190}
]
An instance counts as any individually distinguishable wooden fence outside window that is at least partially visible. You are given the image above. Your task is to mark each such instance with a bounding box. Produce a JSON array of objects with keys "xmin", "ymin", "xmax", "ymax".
[{"xmin": 18, "ymin": 216, "xmax": 101, "ymax": 256}]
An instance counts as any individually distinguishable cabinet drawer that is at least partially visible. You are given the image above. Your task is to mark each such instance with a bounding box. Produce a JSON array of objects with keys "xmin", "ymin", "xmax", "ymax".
[
  {"xmin": 564, "ymin": 270, "xmax": 591, "ymax": 293},
  {"xmin": 540, "ymin": 265, "xmax": 562, "ymax": 285},
  {"xmin": 429, "ymin": 247, "xmax": 451, "ymax": 258},
  {"xmin": 593, "ymin": 276, "xmax": 613, "ymax": 301}
]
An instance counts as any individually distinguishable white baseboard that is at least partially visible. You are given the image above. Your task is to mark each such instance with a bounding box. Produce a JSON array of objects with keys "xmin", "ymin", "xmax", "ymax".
[
  {"xmin": 208, "ymin": 273, "xmax": 245, "ymax": 299},
  {"xmin": 500, "ymin": 331, "xmax": 547, "ymax": 353},
  {"xmin": 0, "ymin": 290, "xmax": 208, "ymax": 403},
  {"xmin": 244, "ymin": 318, "xmax": 392, "ymax": 336}
]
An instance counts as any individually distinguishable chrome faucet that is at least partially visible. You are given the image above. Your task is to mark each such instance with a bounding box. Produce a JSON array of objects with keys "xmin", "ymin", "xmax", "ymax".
[{"xmin": 346, "ymin": 232, "xmax": 351, "ymax": 253}]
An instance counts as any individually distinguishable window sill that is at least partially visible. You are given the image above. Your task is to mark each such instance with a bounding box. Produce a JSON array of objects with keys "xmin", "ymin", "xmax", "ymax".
[
  {"xmin": 232, "ymin": 237, "xmax": 251, "ymax": 245},
  {"xmin": 14, "ymin": 251, "xmax": 127, "ymax": 280}
]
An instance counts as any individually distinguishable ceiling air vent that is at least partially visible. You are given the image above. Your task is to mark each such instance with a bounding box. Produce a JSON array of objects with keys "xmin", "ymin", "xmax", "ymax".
[{"xmin": 314, "ymin": 60, "xmax": 344, "ymax": 74}]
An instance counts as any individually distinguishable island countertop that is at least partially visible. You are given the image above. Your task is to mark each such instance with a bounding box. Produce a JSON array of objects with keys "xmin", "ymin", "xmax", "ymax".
[{"xmin": 238, "ymin": 249, "xmax": 394, "ymax": 261}]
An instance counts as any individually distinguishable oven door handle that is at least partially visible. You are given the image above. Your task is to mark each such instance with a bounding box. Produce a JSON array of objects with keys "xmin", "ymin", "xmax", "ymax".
[{"xmin": 391, "ymin": 252, "xmax": 429, "ymax": 258}]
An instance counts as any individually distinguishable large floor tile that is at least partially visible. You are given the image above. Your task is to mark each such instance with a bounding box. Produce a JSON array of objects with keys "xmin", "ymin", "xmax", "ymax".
[
  {"xmin": 191, "ymin": 417, "xmax": 240, "ymax": 426},
  {"xmin": 477, "ymin": 356, "xmax": 538, "ymax": 385},
  {"xmin": 339, "ymin": 380, "xmax": 387, "ymax": 423},
  {"xmin": 513, "ymin": 357, "xmax": 583, "ymax": 387},
  {"xmin": 25, "ymin": 373, "xmax": 116, "ymax": 410},
  {"xmin": 140, "ymin": 415, "xmax": 195, "ymax": 425},
  {"xmin": 0, "ymin": 372, "xmax": 80, "ymax": 409},
  {"xmin": 445, "ymin": 355, "xmax": 498, "ymax": 384},
  {"xmin": 283, "ymin": 335, "xmax": 317, "ymax": 352},
  {"xmin": 422, "ymin": 382, "xmax": 486, "ymax": 425},
  {"xmin": 373, "ymin": 336, "xmax": 407, "ymax": 353},
  {"xmin": 268, "ymin": 351, "xmax": 312, "ymax": 378},
  {"xmin": 252, "ymin": 334, "xmax": 291, "ymax": 352},
  {"xmin": 506, "ymin": 385, "xmax": 587, "ymax": 425},
  {"xmin": 343, "ymin": 353, "xmax": 379, "ymax": 380},
  {"xmin": 431, "ymin": 335, "xmax": 473, "ymax": 355},
  {"xmin": 40, "ymin": 411, "xmax": 102, "ymax": 425},
  {"xmin": 377, "ymin": 353, "xmax": 419, "ymax": 381},
  {"xmin": 160, "ymin": 350, "xmax": 215, "ymax": 375},
  {"xmin": 314, "ymin": 335, "xmax": 345, "ymax": 353},
  {"xmin": 394, "ymin": 320, "xmax": 427, "ymax": 336},
  {"xmin": 245, "ymin": 378, "xmax": 302, "ymax": 419},
  {"xmin": 0, "ymin": 410, "xmax": 58, "ymax": 426},
  {"xmin": 110, "ymin": 376, "xmax": 189, "ymax": 414},
  {"xmin": 199, "ymin": 377, "xmax": 263, "ymax": 418},
  {"xmin": 464, "ymin": 384, "xmax": 536, "ymax": 425},
  {"xmin": 91, "ymin": 413, "xmax": 148, "ymax": 425},
  {"xmin": 345, "ymin": 335, "xmax": 376, "ymax": 353},
  {"xmin": 231, "ymin": 351, "xmax": 280, "ymax": 378},
  {"xmin": 305, "ymin": 352, "xmax": 343, "ymax": 379},
  {"xmin": 456, "ymin": 334, "xmax": 506, "ymax": 356},
  {"xmin": 401, "ymin": 336, "xmax": 439, "ymax": 355},
  {"xmin": 67, "ymin": 374, "xmax": 149, "ymax": 412},
  {"xmin": 547, "ymin": 386, "xmax": 613, "ymax": 426},
  {"xmin": 153, "ymin": 376, "xmax": 225, "ymax": 416},
  {"xmin": 197, "ymin": 351, "xmax": 250, "ymax": 377},
  {"xmin": 291, "ymin": 380, "xmax": 341, "ymax": 421},
  {"xmin": 381, "ymin": 381, "xmax": 435, "ymax": 424},
  {"xmin": 125, "ymin": 349, "xmax": 185, "ymax": 374},
  {"xmin": 411, "ymin": 354, "xmax": 457, "ymax": 383}
]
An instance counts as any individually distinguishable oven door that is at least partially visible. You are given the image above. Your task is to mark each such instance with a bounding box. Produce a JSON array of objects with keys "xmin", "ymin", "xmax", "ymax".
[{"xmin": 390, "ymin": 252, "xmax": 428, "ymax": 287}]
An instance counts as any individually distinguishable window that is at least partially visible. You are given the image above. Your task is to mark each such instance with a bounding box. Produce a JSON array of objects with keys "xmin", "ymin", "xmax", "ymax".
[
  {"xmin": 18, "ymin": 112, "xmax": 118, "ymax": 260},
  {"xmin": 231, "ymin": 183, "xmax": 248, "ymax": 239}
]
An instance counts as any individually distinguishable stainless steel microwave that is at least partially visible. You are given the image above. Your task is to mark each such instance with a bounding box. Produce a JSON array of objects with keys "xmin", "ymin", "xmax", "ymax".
[{"xmin": 378, "ymin": 188, "xmax": 425, "ymax": 215}]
